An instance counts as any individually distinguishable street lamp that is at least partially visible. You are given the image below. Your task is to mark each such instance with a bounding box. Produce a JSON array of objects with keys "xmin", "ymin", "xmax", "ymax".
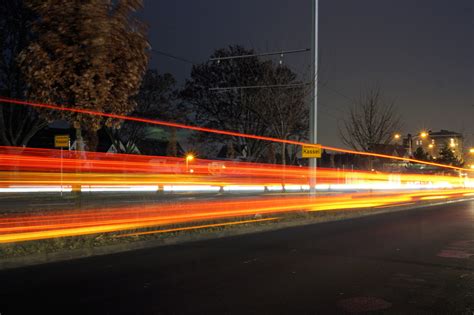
[
  {"xmin": 185, "ymin": 154, "xmax": 195, "ymax": 172},
  {"xmin": 420, "ymin": 131, "xmax": 428, "ymax": 139},
  {"xmin": 394, "ymin": 133, "xmax": 401, "ymax": 140},
  {"xmin": 309, "ymin": 0, "xmax": 319, "ymax": 195},
  {"xmin": 469, "ymin": 148, "xmax": 474, "ymax": 154}
]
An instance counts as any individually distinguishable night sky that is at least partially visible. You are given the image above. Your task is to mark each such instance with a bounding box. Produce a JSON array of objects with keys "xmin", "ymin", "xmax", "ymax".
[{"xmin": 141, "ymin": 0, "xmax": 473, "ymax": 149}]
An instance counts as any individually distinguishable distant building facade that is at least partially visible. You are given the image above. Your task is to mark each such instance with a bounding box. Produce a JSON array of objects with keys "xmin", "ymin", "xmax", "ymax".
[{"xmin": 411, "ymin": 129, "xmax": 464, "ymax": 162}]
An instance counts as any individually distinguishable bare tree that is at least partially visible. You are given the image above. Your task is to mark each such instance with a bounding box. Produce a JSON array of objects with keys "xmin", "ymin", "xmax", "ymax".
[
  {"xmin": 181, "ymin": 45, "xmax": 308, "ymax": 163},
  {"xmin": 251, "ymin": 66, "xmax": 309, "ymax": 165},
  {"xmin": 339, "ymin": 84, "xmax": 401, "ymax": 152},
  {"xmin": 181, "ymin": 46, "xmax": 270, "ymax": 161},
  {"xmin": 18, "ymin": 0, "xmax": 149, "ymax": 151}
]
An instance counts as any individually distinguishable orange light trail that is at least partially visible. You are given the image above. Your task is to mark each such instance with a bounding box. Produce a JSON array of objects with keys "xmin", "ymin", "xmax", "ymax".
[
  {"xmin": 0, "ymin": 97, "xmax": 471, "ymax": 172},
  {"xmin": 1, "ymin": 147, "xmax": 471, "ymax": 192},
  {"xmin": 0, "ymin": 188, "xmax": 472, "ymax": 243},
  {"xmin": 0, "ymin": 96, "xmax": 473, "ymax": 244}
]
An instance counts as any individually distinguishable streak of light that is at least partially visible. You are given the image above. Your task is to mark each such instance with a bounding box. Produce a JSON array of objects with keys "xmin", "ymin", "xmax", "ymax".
[
  {"xmin": 1, "ymin": 147, "xmax": 472, "ymax": 195},
  {"xmin": 1, "ymin": 146, "xmax": 473, "ymax": 244},
  {"xmin": 0, "ymin": 186, "xmax": 72, "ymax": 193},
  {"xmin": 376, "ymin": 202, "xmax": 415, "ymax": 209},
  {"xmin": 223, "ymin": 185, "xmax": 265, "ymax": 192},
  {"xmin": 266, "ymin": 185, "xmax": 284, "ymax": 192},
  {"xmin": 163, "ymin": 185, "xmax": 221, "ymax": 192},
  {"xmin": 419, "ymin": 195, "xmax": 450, "ymax": 200},
  {"xmin": 0, "ymin": 188, "xmax": 473, "ymax": 243},
  {"xmin": 118, "ymin": 217, "xmax": 280, "ymax": 237},
  {"xmin": 0, "ymin": 97, "xmax": 472, "ymax": 172},
  {"xmin": 81, "ymin": 185, "xmax": 159, "ymax": 192}
]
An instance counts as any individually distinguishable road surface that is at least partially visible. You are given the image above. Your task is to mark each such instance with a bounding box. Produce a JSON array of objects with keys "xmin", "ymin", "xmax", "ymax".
[{"xmin": 1, "ymin": 200, "xmax": 473, "ymax": 314}]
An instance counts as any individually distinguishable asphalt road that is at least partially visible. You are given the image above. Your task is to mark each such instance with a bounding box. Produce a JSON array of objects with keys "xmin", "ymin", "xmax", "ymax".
[{"xmin": 1, "ymin": 200, "xmax": 474, "ymax": 314}]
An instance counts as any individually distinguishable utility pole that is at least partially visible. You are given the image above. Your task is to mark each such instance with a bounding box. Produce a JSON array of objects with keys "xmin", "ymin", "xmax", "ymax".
[{"xmin": 309, "ymin": 0, "xmax": 318, "ymax": 194}]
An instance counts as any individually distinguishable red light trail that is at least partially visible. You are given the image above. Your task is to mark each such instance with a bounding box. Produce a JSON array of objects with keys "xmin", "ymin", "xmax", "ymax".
[
  {"xmin": 1, "ymin": 146, "xmax": 470, "ymax": 191},
  {"xmin": 0, "ymin": 97, "xmax": 471, "ymax": 173},
  {"xmin": 0, "ymin": 146, "xmax": 472, "ymax": 244},
  {"xmin": 0, "ymin": 97, "xmax": 473, "ymax": 245}
]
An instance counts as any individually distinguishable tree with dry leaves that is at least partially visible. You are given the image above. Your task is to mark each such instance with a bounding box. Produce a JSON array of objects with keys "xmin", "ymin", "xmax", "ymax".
[
  {"xmin": 0, "ymin": 0, "xmax": 47, "ymax": 146},
  {"xmin": 18, "ymin": 0, "xmax": 149, "ymax": 151},
  {"xmin": 339, "ymin": 84, "xmax": 401, "ymax": 152}
]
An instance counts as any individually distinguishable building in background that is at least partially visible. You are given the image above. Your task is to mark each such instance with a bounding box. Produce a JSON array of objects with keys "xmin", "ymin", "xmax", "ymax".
[
  {"xmin": 411, "ymin": 130, "xmax": 464, "ymax": 162},
  {"xmin": 466, "ymin": 147, "xmax": 474, "ymax": 169}
]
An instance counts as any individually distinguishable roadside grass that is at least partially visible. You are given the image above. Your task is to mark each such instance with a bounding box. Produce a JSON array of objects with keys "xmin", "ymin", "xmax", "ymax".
[{"xmin": 0, "ymin": 215, "xmax": 285, "ymax": 259}]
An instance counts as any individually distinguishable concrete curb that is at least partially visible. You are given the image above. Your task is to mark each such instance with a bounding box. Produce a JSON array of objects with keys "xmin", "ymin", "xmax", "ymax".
[{"xmin": 1, "ymin": 198, "xmax": 472, "ymax": 271}]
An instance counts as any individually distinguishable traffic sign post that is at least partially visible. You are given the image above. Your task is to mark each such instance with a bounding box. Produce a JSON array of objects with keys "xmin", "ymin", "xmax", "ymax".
[
  {"xmin": 54, "ymin": 135, "xmax": 70, "ymax": 196},
  {"xmin": 302, "ymin": 145, "xmax": 322, "ymax": 158},
  {"xmin": 54, "ymin": 135, "xmax": 70, "ymax": 148},
  {"xmin": 302, "ymin": 144, "xmax": 321, "ymax": 194}
]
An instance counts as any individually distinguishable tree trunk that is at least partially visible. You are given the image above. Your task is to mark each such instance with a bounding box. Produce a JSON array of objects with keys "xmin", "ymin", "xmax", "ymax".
[
  {"xmin": 166, "ymin": 128, "xmax": 177, "ymax": 157},
  {"xmin": 266, "ymin": 143, "xmax": 276, "ymax": 164},
  {"xmin": 281, "ymin": 143, "xmax": 286, "ymax": 166},
  {"xmin": 0, "ymin": 108, "xmax": 12, "ymax": 146},
  {"xmin": 75, "ymin": 127, "xmax": 84, "ymax": 151},
  {"xmin": 20, "ymin": 121, "xmax": 48, "ymax": 147},
  {"xmin": 227, "ymin": 141, "xmax": 235, "ymax": 159},
  {"xmin": 84, "ymin": 129, "xmax": 98, "ymax": 152}
]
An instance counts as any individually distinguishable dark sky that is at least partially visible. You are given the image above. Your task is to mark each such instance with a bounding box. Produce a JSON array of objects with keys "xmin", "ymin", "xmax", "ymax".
[{"xmin": 141, "ymin": 0, "xmax": 473, "ymax": 149}]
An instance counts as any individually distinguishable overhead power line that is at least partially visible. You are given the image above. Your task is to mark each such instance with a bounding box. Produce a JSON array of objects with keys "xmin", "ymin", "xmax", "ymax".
[
  {"xmin": 209, "ymin": 48, "xmax": 310, "ymax": 62},
  {"xmin": 209, "ymin": 83, "xmax": 309, "ymax": 92},
  {"xmin": 150, "ymin": 48, "xmax": 310, "ymax": 65},
  {"xmin": 150, "ymin": 49, "xmax": 197, "ymax": 65},
  {"xmin": 321, "ymin": 84, "xmax": 353, "ymax": 102}
]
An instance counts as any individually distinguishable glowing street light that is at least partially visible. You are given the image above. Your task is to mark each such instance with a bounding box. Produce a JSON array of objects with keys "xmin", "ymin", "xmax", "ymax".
[
  {"xmin": 420, "ymin": 132, "xmax": 428, "ymax": 139},
  {"xmin": 185, "ymin": 153, "xmax": 195, "ymax": 172},
  {"xmin": 394, "ymin": 133, "xmax": 401, "ymax": 140},
  {"xmin": 469, "ymin": 148, "xmax": 474, "ymax": 154}
]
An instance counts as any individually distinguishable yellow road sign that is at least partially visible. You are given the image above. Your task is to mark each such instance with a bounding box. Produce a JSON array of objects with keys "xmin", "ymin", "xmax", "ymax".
[
  {"xmin": 302, "ymin": 145, "xmax": 322, "ymax": 158},
  {"xmin": 54, "ymin": 135, "xmax": 70, "ymax": 148}
]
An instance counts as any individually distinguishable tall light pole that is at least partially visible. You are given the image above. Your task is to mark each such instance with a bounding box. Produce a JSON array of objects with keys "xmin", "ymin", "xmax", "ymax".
[{"xmin": 309, "ymin": 0, "xmax": 318, "ymax": 194}]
